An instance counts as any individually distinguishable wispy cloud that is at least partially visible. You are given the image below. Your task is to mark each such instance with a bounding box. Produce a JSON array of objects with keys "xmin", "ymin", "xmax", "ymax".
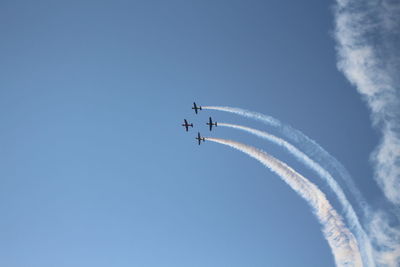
[
  {"xmin": 334, "ymin": 0, "xmax": 400, "ymax": 205},
  {"xmin": 334, "ymin": 1, "xmax": 400, "ymax": 265},
  {"xmin": 206, "ymin": 137, "xmax": 363, "ymax": 266}
]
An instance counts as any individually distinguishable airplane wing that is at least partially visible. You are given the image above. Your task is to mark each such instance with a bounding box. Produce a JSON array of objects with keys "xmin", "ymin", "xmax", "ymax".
[{"xmin": 193, "ymin": 102, "xmax": 198, "ymax": 114}]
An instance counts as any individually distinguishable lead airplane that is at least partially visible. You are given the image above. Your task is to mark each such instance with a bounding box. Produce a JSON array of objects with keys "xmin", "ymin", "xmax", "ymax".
[
  {"xmin": 195, "ymin": 132, "xmax": 205, "ymax": 145},
  {"xmin": 206, "ymin": 117, "xmax": 217, "ymax": 131},
  {"xmin": 192, "ymin": 102, "xmax": 202, "ymax": 114},
  {"xmin": 182, "ymin": 119, "xmax": 193, "ymax": 131}
]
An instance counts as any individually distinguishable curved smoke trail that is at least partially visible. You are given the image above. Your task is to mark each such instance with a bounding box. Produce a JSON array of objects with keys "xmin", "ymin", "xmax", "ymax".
[
  {"xmin": 202, "ymin": 106, "xmax": 369, "ymax": 213},
  {"xmin": 218, "ymin": 122, "xmax": 374, "ymax": 266},
  {"xmin": 206, "ymin": 137, "xmax": 363, "ymax": 267}
]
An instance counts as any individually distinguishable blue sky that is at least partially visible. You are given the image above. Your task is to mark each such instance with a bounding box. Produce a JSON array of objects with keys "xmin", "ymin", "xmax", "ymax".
[{"xmin": 1, "ymin": 1, "xmax": 398, "ymax": 266}]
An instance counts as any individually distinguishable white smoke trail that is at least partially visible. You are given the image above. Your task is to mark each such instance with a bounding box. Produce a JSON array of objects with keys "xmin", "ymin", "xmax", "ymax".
[
  {"xmin": 202, "ymin": 106, "xmax": 368, "ymax": 211},
  {"xmin": 206, "ymin": 137, "xmax": 363, "ymax": 267},
  {"xmin": 219, "ymin": 122, "xmax": 374, "ymax": 266},
  {"xmin": 334, "ymin": 1, "xmax": 400, "ymax": 265}
]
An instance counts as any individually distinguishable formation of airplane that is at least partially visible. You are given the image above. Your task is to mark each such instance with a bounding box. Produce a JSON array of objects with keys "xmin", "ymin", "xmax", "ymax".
[
  {"xmin": 195, "ymin": 132, "xmax": 205, "ymax": 145},
  {"xmin": 192, "ymin": 102, "xmax": 202, "ymax": 114},
  {"xmin": 181, "ymin": 119, "xmax": 193, "ymax": 131},
  {"xmin": 206, "ymin": 117, "xmax": 217, "ymax": 131},
  {"xmin": 182, "ymin": 102, "xmax": 217, "ymax": 145}
]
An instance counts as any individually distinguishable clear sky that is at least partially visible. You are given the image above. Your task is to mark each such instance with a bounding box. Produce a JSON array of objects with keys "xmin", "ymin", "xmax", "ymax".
[{"xmin": 1, "ymin": 1, "xmax": 398, "ymax": 266}]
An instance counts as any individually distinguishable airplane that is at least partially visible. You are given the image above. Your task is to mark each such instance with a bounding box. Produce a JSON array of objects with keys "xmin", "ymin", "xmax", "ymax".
[
  {"xmin": 206, "ymin": 117, "xmax": 217, "ymax": 131},
  {"xmin": 181, "ymin": 119, "xmax": 193, "ymax": 131},
  {"xmin": 192, "ymin": 102, "xmax": 202, "ymax": 114},
  {"xmin": 195, "ymin": 132, "xmax": 205, "ymax": 145}
]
